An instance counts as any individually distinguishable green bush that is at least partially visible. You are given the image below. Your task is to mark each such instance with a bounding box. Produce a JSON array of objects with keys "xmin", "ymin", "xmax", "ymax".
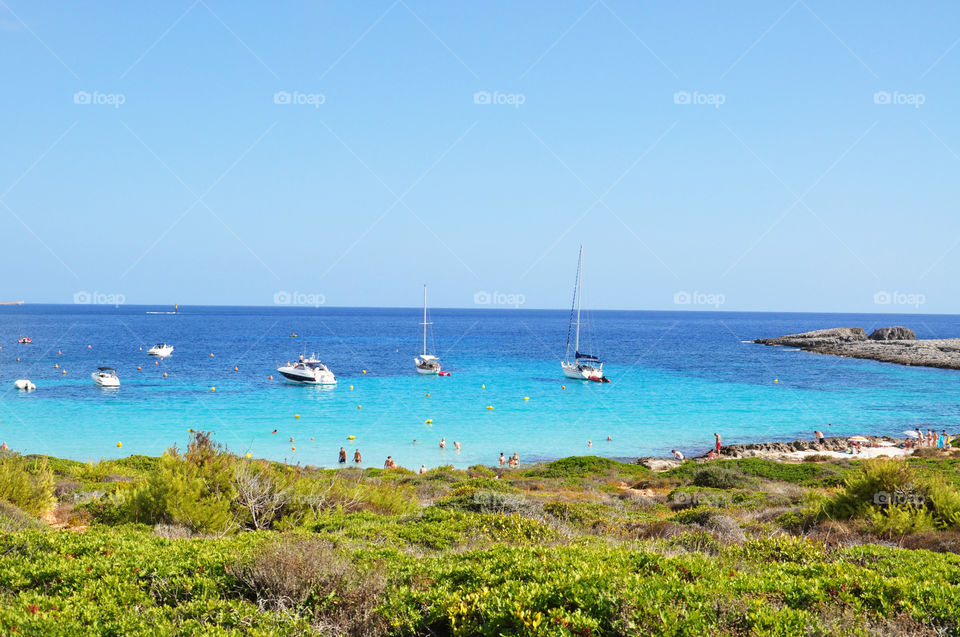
[
  {"xmin": 524, "ymin": 456, "xmax": 650, "ymax": 479},
  {"xmin": 691, "ymin": 464, "xmax": 753, "ymax": 489},
  {"xmin": 0, "ymin": 455, "xmax": 55, "ymax": 517}
]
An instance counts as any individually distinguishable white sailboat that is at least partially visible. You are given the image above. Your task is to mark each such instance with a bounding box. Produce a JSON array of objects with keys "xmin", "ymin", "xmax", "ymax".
[
  {"xmin": 414, "ymin": 284, "xmax": 441, "ymax": 375},
  {"xmin": 562, "ymin": 246, "xmax": 606, "ymax": 382}
]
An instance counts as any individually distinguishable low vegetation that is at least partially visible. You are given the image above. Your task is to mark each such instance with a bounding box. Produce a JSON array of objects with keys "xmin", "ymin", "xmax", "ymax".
[{"xmin": 1, "ymin": 434, "xmax": 960, "ymax": 635}]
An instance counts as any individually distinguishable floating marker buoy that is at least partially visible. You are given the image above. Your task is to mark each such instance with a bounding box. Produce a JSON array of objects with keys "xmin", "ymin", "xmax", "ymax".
[
  {"xmin": 310, "ymin": 437, "xmax": 314, "ymax": 440},
  {"xmin": 481, "ymin": 384, "xmax": 485, "ymax": 389},
  {"xmin": 291, "ymin": 446, "xmax": 296, "ymax": 451},
  {"xmin": 234, "ymin": 366, "xmax": 238, "ymax": 371},
  {"xmin": 425, "ymin": 393, "xmax": 430, "ymax": 397},
  {"xmin": 348, "ymin": 435, "xmax": 355, "ymax": 440},
  {"xmin": 268, "ymin": 375, "xmax": 273, "ymax": 380},
  {"xmin": 245, "ymin": 453, "xmax": 251, "ymax": 458},
  {"xmin": 486, "ymin": 405, "xmax": 494, "ymax": 410},
  {"xmin": 87, "ymin": 345, "xmax": 92, "ymax": 349},
  {"xmin": 16, "ymin": 358, "xmax": 20, "ymax": 362},
  {"xmin": 137, "ymin": 366, "xmax": 141, "ymax": 370},
  {"xmin": 62, "ymin": 369, "xmax": 66, "ymax": 375},
  {"xmin": 774, "ymin": 379, "xmax": 779, "ymax": 383},
  {"xmin": 210, "ymin": 387, "xmax": 215, "ymax": 392},
  {"xmin": 294, "ymin": 414, "xmax": 300, "ymax": 419},
  {"xmin": 138, "ymin": 347, "xmax": 142, "ymax": 351},
  {"xmin": 357, "ymin": 405, "xmax": 362, "ymax": 410},
  {"xmin": 116, "ymin": 441, "xmax": 122, "ymax": 448},
  {"xmin": 155, "ymin": 361, "xmax": 159, "ymax": 366},
  {"xmin": 523, "ymin": 397, "xmax": 529, "ymax": 401},
  {"xmin": 163, "ymin": 372, "xmax": 167, "ymax": 378},
  {"xmin": 362, "ymin": 370, "xmax": 367, "ymax": 374},
  {"xmin": 58, "ymin": 350, "xmax": 62, "ymax": 355},
  {"xmin": 210, "ymin": 353, "xmax": 214, "ymax": 357},
  {"xmin": 561, "ymin": 385, "xmax": 566, "ymax": 390},
  {"xmin": 349, "ymin": 385, "xmax": 353, "ymax": 390},
  {"xmin": 425, "ymin": 419, "xmax": 433, "ymax": 424},
  {"xmin": 54, "ymin": 364, "xmax": 58, "ymax": 369}
]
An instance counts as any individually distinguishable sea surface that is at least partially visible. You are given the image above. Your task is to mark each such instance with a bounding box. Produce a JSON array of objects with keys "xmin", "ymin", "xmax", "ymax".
[{"xmin": 1, "ymin": 305, "xmax": 959, "ymax": 469}]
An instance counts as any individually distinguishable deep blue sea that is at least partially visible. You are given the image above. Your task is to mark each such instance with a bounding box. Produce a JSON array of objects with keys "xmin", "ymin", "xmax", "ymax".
[{"xmin": 1, "ymin": 305, "xmax": 959, "ymax": 469}]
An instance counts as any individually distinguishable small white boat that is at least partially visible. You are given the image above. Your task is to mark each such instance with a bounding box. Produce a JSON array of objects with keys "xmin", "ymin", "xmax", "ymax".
[
  {"xmin": 147, "ymin": 343, "xmax": 174, "ymax": 356},
  {"xmin": 13, "ymin": 379, "xmax": 36, "ymax": 391},
  {"xmin": 277, "ymin": 355, "xmax": 337, "ymax": 385},
  {"xmin": 561, "ymin": 246, "xmax": 606, "ymax": 382},
  {"xmin": 415, "ymin": 285, "xmax": 441, "ymax": 375},
  {"xmin": 92, "ymin": 367, "xmax": 120, "ymax": 387}
]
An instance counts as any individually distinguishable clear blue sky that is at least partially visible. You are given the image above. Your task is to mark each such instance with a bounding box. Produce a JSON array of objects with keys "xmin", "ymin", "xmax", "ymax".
[{"xmin": 2, "ymin": 1, "xmax": 959, "ymax": 312}]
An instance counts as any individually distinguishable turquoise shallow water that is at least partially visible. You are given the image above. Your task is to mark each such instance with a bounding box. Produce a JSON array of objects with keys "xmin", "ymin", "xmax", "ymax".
[{"xmin": 1, "ymin": 305, "xmax": 959, "ymax": 468}]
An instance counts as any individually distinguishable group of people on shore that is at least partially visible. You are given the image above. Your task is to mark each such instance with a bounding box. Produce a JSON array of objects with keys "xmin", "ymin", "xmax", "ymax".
[
  {"xmin": 907, "ymin": 428, "xmax": 952, "ymax": 449},
  {"xmin": 671, "ymin": 432, "xmax": 722, "ymax": 462}
]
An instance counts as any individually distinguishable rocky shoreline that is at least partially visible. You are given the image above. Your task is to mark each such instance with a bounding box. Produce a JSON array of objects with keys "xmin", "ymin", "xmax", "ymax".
[{"xmin": 753, "ymin": 326, "xmax": 960, "ymax": 370}]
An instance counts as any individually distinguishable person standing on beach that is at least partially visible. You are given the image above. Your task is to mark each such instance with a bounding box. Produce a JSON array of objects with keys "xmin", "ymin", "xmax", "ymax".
[
  {"xmin": 454, "ymin": 441, "xmax": 462, "ymax": 452},
  {"xmin": 672, "ymin": 449, "xmax": 684, "ymax": 461},
  {"xmin": 498, "ymin": 452, "xmax": 505, "ymax": 466},
  {"xmin": 353, "ymin": 449, "xmax": 362, "ymax": 464},
  {"xmin": 714, "ymin": 433, "xmax": 722, "ymax": 454},
  {"xmin": 916, "ymin": 428, "xmax": 923, "ymax": 446},
  {"xmin": 338, "ymin": 447, "xmax": 347, "ymax": 464},
  {"xmin": 814, "ymin": 430, "xmax": 824, "ymax": 448},
  {"xmin": 419, "ymin": 464, "xmax": 427, "ymax": 475},
  {"xmin": 439, "ymin": 437, "xmax": 446, "ymax": 449}
]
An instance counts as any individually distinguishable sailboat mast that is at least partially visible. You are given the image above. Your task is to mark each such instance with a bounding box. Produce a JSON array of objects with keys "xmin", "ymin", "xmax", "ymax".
[
  {"xmin": 574, "ymin": 246, "xmax": 582, "ymax": 355},
  {"xmin": 422, "ymin": 285, "xmax": 427, "ymax": 356}
]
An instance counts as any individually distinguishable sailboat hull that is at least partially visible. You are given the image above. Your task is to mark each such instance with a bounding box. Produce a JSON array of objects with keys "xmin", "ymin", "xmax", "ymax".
[{"xmin": 561, "ymin": 362, "xmax": 603, "ymax": 381}]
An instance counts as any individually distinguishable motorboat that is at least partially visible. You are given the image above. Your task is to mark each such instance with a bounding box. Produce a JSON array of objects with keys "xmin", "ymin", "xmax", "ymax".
[
  {"xmin": 414, "ymin": 285, "xmax": 442, "ymax": 375},
  {"xmin": 17, "ymin": 335, "xmax": 31, "ymax": 344},
  {"xmin": 277, "ymin": 355, "xmax": 337, "ymax": 385},
  {"xmin": 147, "ymin": 343, "xmax": 174, "ymax": 356},
  {"xmin": 92, "ymin": 367, "xmax": 120, "ymax": 387},
  {"xmin": 13, "ymin": 379, "xmax": 36, "ymax": 391},
  {"xmin": 562, "ymin": 246, "xmax": 606, "ymax": 382}
]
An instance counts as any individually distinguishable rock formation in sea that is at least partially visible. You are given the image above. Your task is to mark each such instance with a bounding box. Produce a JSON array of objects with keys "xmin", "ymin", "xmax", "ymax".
[{"xmin": 753, "ymin": 326, "xmax": 960, "ymax": 370}]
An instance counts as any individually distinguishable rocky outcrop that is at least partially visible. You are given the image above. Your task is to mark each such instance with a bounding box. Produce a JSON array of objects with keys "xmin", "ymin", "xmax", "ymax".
[
  {"xmin": 869, "ymin": 326, "xmax": 916, "ymax": 341},
  {"xmin": 716, "ymin": 436, "xmax": 896, "ymax": 458},
  {"xmin": 754, "ymin": 326, "xmax": 960, "ymax": 370}
]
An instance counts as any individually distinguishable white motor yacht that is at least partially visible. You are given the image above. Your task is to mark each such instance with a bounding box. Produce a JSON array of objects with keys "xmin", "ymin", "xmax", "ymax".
[
  {"xmin": 92, "ymin": 367, "xmax": 120, "ymax": 387},
  {"xmin": 277, "ymin": 355, "xmax": 337, "ymax": 385},
  {"xmin": 148, "ymin": 343, "xmax": 174, "ymax": 356}
]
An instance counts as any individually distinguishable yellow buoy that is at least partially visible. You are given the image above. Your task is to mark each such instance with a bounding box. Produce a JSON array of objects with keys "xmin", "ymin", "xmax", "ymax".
[
  {"xmin": 210, "ymin": 387, "xmax": 216, "ymax": 392},
  {"xmin": 294, "ymin": 414, "xmax": 300, "ymax": 419},
  {"xmin": 348, "ymin": 435, "xmax": 355, "ymax": 440},
  {"xmin": 116, "ymin": 441, "xmax": 122, "ymax": 448},
  {"xmin": 62, "ymin": 369, "xmax": 66, "ymax": 375},
  {"xmin": 54, "ymin": 364, "xmax": 58, "ymax": 369},
  {"xmin": 357, "ymin": 405, "xmax": 362, "ymax": 410},
  {"xmin": 163, "ymin": 372, "xmax": 167, "ymax": 378},
  {"xmin": 425, "ymin": 393, "xmax": 430, "ymax": 397},
  {"xmin": 774, "ymin": 378, "xmax": 779, "ymax": 383},
  {"xmin": 291, "ymin": 446, "xmax": 296, "ymax": 451},
  {"xmin": 362, "ymin": 370, "xmax": 367, "ymax": 374},
  {"xmin": 16, "ymin": 357, "xmax": 19, "ymax": 362},
  {"xmin": 349, "ymin": 385, "xmax": 354, "ymax": 390},
  {"xmin": 481, "ymin": 384, "xmax": 485, "ymax": 389},
  {"xmin": 523, "ymin": 397, "xmax": 529, "ymax": 401},
  {"xmin": 268, "ymin": 375, "xmax": 273, "ymax": 380},
  {"xmin": 561, "ymin": 385, "xmax": 566, "ymax": 390},
  {"xmin": 486, "ymin": 405, "xmax": 494, "ymax": 410},
  {"xmin": 245, "ymin": 452, "xmax": 251, "ymax": 458},
  {"xmin": 425, "ymin": 419, "xmax": 433, "ymax": 424},
  {"xmin": 234, "ymin": 366, "xmax": 238, "ymax": 371},
  {"xmin": 188, "ymin": 428, "xmax": 194, "ymax": 432}
]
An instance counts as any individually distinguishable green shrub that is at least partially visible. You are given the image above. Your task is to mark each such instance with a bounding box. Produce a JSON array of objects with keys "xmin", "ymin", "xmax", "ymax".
[
  {"xmin": 692, "ymin": 464, "xmax": 753, "ymax": 489},
  {"xmin": 0, "ymin": 500, "xmax": 47, "ymax": 532},
  {"xmin": 0, "ymin": 455, "xmax": 55, "ymax": 516},
  {"xmin": 525, "ymin": 456, "xmax": 650, "ymax": 479}
]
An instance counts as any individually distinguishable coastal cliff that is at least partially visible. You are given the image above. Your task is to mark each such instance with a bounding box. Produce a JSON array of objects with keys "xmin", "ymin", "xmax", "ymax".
[{"xmin": 753, "ymin": 326, "xmax": 960, "ymax": 370}]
